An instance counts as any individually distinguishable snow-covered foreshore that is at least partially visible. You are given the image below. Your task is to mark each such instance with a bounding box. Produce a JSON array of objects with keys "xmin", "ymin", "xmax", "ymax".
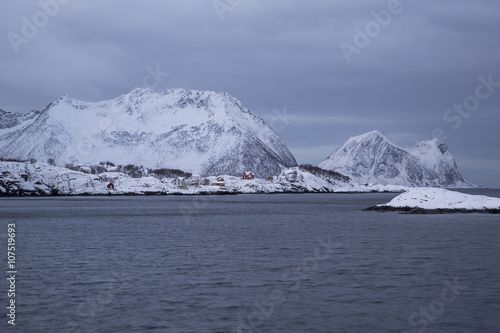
[
  {"xmin": 365, "ymin": 188, "xmax": 500, "ymax": 214},
  {"xmin": 0, "ymin": 161, "xmax": 408, "ymax": 196}
]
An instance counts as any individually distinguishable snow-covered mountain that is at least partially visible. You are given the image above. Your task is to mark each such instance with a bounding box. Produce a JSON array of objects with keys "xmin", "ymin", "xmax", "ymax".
[
  {"xmin": 0, "ymin": 89, "xmax": 297, "ymax": 178},
  {"xmin": 0, "ymin": 109, "xmax": 41, "ymax": 145},
  {"xmin": 318, "ymin": 130, "xmax": 474, "ymax": 187},
  {"xmin": 0, "ymin": 109, "xmax": 41, "ymax": 130}
]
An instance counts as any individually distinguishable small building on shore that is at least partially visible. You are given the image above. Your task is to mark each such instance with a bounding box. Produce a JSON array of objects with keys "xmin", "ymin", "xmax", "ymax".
[
  {"xmin": 242, "ymin": 171, "xmax": 255, "ymax": 180},
  {"xmin": 173, "ymin": 177, "xmax": 186, "ymax": 188},
  {"xmin": 190, "ymin": 174, "xmax": 201, "ymax": 186},
  {"xmin": 212, "ymin": 177, "xmax": 225, "ymax": 187}
]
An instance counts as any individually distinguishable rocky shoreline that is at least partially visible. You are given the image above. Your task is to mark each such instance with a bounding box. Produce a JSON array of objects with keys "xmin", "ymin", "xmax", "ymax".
[
  {"xmin": 363, "ymin": 205, "xmax": 500, "ymax": 214},
  {"xmin": 0, "ymin": 162, "xmax": 411, "ymax": 197}
]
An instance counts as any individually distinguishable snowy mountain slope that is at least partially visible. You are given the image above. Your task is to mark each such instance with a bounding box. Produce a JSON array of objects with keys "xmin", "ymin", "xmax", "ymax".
[
  {"xmin": 0, "ymin": 89, "xmax": 297, "ymax": 178},
  {"xmin": 0, "ymin": 109, "xmax": 41, "ymax": 145},
  {"xmin": 0, "ymin": 109, "xmax": 41, "ymax": 130},
  {"xmin": 318, "ymin": 130, "xmax": 474, "ymax": 187}
]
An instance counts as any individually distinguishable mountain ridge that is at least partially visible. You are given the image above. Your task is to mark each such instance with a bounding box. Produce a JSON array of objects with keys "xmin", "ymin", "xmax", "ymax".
[
  {"xmin": 0, "ymin": 92, "xmax": 476, "ymax": 187},
  {"xmin": 318, "ymin": 130, "xmax": 474, "ymax": 188},
  {"xmin": 0, "ymin": 88, "xmax": 298, "ymax": 178}
]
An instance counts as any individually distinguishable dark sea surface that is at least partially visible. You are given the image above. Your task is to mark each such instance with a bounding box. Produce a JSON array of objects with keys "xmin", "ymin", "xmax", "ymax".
[{"xmin": 1, "ymin": 190, "xmax": 499, "ymax": 333}]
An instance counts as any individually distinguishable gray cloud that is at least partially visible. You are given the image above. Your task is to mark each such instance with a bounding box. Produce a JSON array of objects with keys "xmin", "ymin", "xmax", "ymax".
[{"xmin": 1, "ymin": 0, "xmax": 499, "ymax": 186}]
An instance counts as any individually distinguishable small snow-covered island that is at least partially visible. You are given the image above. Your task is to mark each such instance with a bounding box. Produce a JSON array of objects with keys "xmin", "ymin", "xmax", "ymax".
[
  {"xmin": 365, "ymin": 188, "xmax": 500, "ymax": 214},
  {"xmin": 0, "ymin": 88, "xmax": 484, "ymax": 197}
]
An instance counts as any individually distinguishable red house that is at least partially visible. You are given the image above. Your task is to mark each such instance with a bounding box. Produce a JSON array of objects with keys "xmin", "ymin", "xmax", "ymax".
[
  {"xmin": 212, "ymin": 177, "xmax": 225, "ymax": 187},
  {"xmin": 242, "ymin": 171, "xmax": 255, "ymax": 180},
  {"xmin": 107, "ymin": 183, "xmax": 115, "ymax": 190}
]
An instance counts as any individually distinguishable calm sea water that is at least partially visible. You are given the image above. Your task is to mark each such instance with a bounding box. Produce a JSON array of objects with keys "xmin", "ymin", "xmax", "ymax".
[{"xmin": 1, "ymin": 190, "xmax": 499, "ymax": 333}]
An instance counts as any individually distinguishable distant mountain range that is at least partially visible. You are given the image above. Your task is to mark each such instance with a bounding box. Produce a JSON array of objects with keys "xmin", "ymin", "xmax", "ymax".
[
  {"xmin": 319, "ymin": 130, "xmax": 474, "ymax": 188},
  {"xmin": 0, "ymin": 90, "xmax": 475, "ymax": 187},
  {"xmin": 0, "ymin": 88, "xmax": 297, "ymax": 178}
]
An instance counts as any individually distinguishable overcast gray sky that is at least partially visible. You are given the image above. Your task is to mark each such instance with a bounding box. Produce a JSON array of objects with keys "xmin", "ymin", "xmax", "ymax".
[{"xmin": 1, "ymin": 0, "xmax": 499, "ymax": 187}]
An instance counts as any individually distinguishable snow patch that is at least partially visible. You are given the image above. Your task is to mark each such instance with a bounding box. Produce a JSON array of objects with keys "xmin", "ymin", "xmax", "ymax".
[{"xmin": 378, "ymin": 188, "xmax": 500, "ymax": 210}]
